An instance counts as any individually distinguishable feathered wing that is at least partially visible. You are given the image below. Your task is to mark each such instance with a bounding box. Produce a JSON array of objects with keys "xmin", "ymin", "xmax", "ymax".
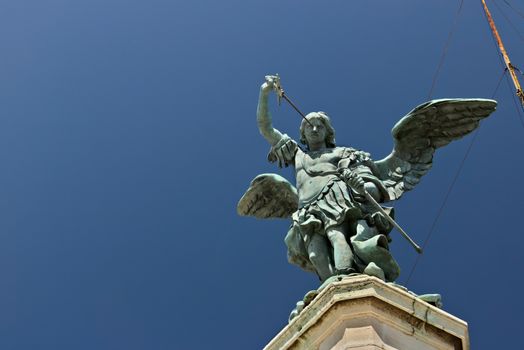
[
  {"xmin": 374, "ymin": 98, "xmax": 497, "ymax": 201},
  {"xmin": 237, "ymin": 173, "xmax": 298, "ymax": 219}
]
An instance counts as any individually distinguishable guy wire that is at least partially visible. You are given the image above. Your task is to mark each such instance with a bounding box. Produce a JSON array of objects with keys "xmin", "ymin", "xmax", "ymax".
[
  {"xmin": 404, "ymin": 68, "xmax": 506, "ymax": 286},
  {"xmin": 404, "ymin": 0, "xmax": 466, "ymax": 286},
  {"xmin": 502, "ymin": 0, "xmax": 524, "ymax": 20},
  {"xmin": 427, "ymin": 0, "xmax": 465, "ymax": 100},
  {"xmin": 492, "ymin": 0, "xmax": 524, "ymax": 41},
  {"xmin": 406, "ymin": 0, "xmax": 524, "ymax": 286}
]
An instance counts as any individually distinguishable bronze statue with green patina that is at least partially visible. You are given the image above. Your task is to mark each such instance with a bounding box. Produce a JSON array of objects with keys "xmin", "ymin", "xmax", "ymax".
[{"xmin": 238, "ymin": 75, "xmax": 497, "ymax": 284}]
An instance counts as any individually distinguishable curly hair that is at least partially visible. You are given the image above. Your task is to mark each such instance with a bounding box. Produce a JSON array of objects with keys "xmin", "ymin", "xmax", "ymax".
[{"xmin": 299, "ymin": 111, "xmax": 336, "ymax": 149}]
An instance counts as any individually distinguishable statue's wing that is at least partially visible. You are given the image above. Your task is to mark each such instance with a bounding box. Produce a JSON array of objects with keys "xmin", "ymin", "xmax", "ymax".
[
  {"xmin": 375, "ymin": 98, "xmax": 497, "ymax": 201},
  {"xmin": 237, "ymin": 173, "xmax": 298, "ymax": 219}
]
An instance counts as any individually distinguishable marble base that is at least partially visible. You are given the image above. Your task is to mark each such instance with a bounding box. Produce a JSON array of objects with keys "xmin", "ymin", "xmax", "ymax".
[{"xmin": 264, "ymin": 275, "xmax": 469, "ymax": 350}]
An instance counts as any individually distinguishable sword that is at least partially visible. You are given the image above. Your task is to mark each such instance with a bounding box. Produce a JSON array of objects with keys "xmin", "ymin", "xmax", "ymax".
[{"xmin": 267, "ymin": 74, "xmax": 314, "ymax": 127}]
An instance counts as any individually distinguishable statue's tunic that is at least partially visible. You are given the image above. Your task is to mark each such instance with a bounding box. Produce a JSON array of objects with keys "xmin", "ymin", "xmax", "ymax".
[
  {"xmin": 294, "ymin": 147, "xmax": 365, "ymax": 235},
  {"xmin": 269, "ymin": 135, "xmax": 400, "ymax": 282}
]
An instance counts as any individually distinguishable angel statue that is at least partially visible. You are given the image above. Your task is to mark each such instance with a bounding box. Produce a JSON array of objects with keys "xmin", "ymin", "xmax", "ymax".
[{"xmin": 238, "ymin": 75, "xmax": 497, "ymax": 285}]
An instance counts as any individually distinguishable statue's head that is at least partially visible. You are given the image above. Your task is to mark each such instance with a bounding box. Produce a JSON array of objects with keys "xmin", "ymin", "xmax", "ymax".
[{"xmin": 299, "ymin": 111, "xmax": 336, "ymax": 149}]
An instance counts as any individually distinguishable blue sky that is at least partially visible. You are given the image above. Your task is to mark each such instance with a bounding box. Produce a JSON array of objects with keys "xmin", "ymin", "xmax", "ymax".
[{"xmin": 1, "ymin": 0, "xmax": 523, "ymax": 349}]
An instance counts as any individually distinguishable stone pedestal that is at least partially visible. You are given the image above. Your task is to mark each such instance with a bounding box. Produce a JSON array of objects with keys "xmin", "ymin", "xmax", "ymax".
[{"xmin": 264, "ymin": 275, "xmax": 469, "ymax": 350}]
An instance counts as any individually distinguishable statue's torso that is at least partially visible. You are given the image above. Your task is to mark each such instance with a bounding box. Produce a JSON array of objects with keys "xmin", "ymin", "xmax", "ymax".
[{"xmin": 295, "ymin": 147, "xmax": 345, "ymax": 206}]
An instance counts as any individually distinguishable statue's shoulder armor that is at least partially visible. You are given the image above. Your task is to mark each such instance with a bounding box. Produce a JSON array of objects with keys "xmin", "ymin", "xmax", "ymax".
[{"xmin": 267, "ymin": 134, "xmax": 299, "ymax": 168}]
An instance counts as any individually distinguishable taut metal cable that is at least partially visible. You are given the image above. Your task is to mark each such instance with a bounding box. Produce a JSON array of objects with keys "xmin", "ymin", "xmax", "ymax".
[
  {"xmin": 404, "ymin": 69, "xmax": 507, "ymax": 286},
  {"xmin": 493, "ymin": 0, "xmax": 524, "ymax": 41},
  {"xmin": 427, "ymin": 0, "xmax": 464, "ymax": 99},
  {"xmin": 406, "ymin": 0, "xmax": 524, "ymax": 286},
  {"xmin": 404, "ymin": 0, "xmax": 467, "ymax": 286},
  {"xmin": 502, "ymin": 0, "xmax": 524, "ymax": 20}
]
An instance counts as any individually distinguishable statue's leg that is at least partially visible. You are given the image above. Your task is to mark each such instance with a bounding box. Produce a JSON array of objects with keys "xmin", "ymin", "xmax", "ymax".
[
  {"xmin": 326, "ymin": 225, "xmax": 354, "ymax": 273},
  {"xmin": 307, "ymin": 234, "xmax": 334, "ymax": 282}
]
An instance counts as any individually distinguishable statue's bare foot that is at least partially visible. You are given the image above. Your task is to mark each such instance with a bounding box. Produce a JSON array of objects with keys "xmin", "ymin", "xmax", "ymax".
[
  {"xmin": 289, "ymin": 289, "xmax": 319, "ymax": 322},
  {"xmin": 418, "ymin": 294, "xmax": 443, "ymax": 308},
  {"xmin": 387, "ymin": 282, "xmax": 443, "ymax": 309},
  {"xmin": 363, "ymin": 262, "xmax": 385, "ymax": 281}
]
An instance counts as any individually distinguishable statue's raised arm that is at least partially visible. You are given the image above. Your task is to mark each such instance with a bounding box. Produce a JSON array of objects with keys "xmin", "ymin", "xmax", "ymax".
[
  {"xmin": 236, "ymin": 76, "xmax": 301, "ymax": 220},
  {"xmin": 257, "ymin": 75, "xmax": 299, "ymax": 168},
  {"xmin": 257, "ymin": 75, "xmax": 285, "ymax": 146}
]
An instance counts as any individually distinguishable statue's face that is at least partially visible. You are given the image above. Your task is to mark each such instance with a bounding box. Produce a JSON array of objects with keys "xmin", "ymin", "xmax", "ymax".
[{"xmin": 304, "ymin": 118, "xmax": 327, "ymax": 146}]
